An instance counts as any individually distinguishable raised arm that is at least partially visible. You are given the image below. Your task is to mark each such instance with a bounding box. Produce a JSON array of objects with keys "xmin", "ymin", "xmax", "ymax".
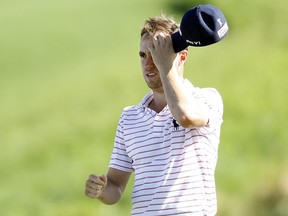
[{"xmin": 148, "ymin": 33, "xmax": 209, "ymax": 128}]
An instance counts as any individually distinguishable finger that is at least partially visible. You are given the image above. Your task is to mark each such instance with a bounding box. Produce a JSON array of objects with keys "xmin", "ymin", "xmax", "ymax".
[
  {"xmin": 166, "ymin": 35, "xmax": 173, "ymax": 47},
  {"xmin": 158, "ymin": 33, "xmax": 166, "ymax": 44},
  {"xmin": 99, "ymin": 175, "xmax": 107, "ymax": 185},
  {"xmin": 88, "ymin": 174, "xmax": 100, "ymax": 182},
  {"xmin": 159, "ymin": 32, "xmax": 165, "ymax": 37},
  {"xmin": 88, "ymin": 174, "xmax": 105, "ymax": 185},
  {"xmin": 85, "ymin": 185, "xmax": 96, "ymax": 198},
  {"xmin": 152, "ymin": 35, "xmax": 160, "ymax": 47},
  {"xmin": 86, "ymin": 179, "xmax": 103, "ymax": 190},
  {"xmin": 153, "ymin": 34, "xmax": 159, "ymax": 42},
  {"xmin": 160, "ymin": 34, "xmax": 173, "ymax": 49},
  {"xmin": 85, "ymin": 189, "xmax": 100, "ymax": 199},
  {"xmin": 85, "ymin": 191, "xmax": 96, "ymax": 198},
  {"xmin": 85, "ymin": 186, "xmax": 97, "ymax": 194},
  {"xmin": 85, "ymin": 184, "xmax": 102, "ymax": 198}
]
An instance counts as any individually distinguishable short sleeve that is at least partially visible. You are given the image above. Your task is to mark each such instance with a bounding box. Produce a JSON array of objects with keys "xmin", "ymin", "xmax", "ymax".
[
  {"xmin": 109, "ymin": 114, "xmax": 134, "ymax": 173},
  {"xmin": 194, "ymin": 88, "xmax": 223, "ymax": 134}
]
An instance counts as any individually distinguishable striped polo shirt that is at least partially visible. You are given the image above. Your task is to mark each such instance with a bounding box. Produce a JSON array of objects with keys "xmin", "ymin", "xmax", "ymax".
[{"xmin": 109, "ymin": 80, "xmax": 223, "ymax": 216}]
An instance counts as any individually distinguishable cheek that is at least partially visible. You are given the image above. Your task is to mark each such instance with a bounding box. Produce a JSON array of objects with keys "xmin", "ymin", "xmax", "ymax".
[{"xmin": 140, "ymin": 59, "xmax": 145, "ymax": 68}]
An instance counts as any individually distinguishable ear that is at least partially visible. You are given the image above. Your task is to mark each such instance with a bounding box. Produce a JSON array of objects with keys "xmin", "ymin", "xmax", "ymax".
[{"xmin": 179, "ymin": 50, "xmax": 188, "ymax": 63}]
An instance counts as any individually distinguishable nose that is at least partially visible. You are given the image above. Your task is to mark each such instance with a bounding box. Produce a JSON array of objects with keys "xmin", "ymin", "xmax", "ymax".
[{"xmin": 144, "ymin": 55, "xmax": 155, "ymax": 69}]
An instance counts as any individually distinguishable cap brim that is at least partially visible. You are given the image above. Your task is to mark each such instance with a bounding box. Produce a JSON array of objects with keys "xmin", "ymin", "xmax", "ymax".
[{"xmin": 171, "ymin": 31, "xmax": 189, "ymax": 53}]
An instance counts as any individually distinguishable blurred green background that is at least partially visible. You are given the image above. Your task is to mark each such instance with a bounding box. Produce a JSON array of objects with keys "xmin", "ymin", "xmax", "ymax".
[{"xmin": 1, "ymin": 0, "xmax": 288, "ymax": 215}]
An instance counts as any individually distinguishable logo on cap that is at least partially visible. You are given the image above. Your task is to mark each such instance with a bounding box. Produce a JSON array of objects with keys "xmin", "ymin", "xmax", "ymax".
[
  {"xmin": 186, "ymin": 40, "xmax": 201, "ymax": 45},
  {"xmin": 217, "ymin": 18, "xmax": 223, "ymax": 26},
  {"xmin": 217, "ymin": 22, "xmax": 228, "ymax": 38}
]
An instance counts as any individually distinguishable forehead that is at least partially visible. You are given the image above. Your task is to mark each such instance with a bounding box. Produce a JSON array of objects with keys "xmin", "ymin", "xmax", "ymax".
[{"xmin": 140, "ymin": 33, "xmax": 152, "ymax": 51}]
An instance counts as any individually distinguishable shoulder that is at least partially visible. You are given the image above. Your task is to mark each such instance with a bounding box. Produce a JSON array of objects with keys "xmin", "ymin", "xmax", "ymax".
[
  {"xmin": 121, "ymin": 92, "xmax": 152, "ymax": 117},
  {"xmin": 119, "ymin": 104, "xmax": 144, "ymax": 121},
  {"xmin": 123, "ymin": 105, "xmax": 137, "ymax": 112},
  {"xmin": 184, "ymin": 80, "xmax": 222, "ymax": 101},
  {"xmin": 194, "ymin": 87, "xmax": 222, "ymax": 103},
  {"xmin": 194, "ymin": 87, "xmax": 223, "ymax": 116},
  {"xmin": 194, "ymin": 87, "xmax": 221, "ymax": 97},
  {"xmin": 122, "ymin": 105, "xmax": 141, "ymax": 116}
]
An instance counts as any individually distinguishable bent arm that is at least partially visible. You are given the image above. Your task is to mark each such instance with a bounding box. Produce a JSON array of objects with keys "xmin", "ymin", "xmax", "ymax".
[
  {"xmin": 148, "ymin": 33, "xmax": 208, "ymax": 128},
  {"xmin": 97, "ymin": 168, "xmax": 131, "ymax": 205},
  {"xmin": 160, "ymin": 70, "xmax": 209, "ymax": 128}
]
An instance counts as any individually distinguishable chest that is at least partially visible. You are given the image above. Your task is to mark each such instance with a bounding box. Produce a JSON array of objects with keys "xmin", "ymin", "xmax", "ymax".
[{"xmin": 123, "ymin": 112, "xmax": 186, "ymax": 168}]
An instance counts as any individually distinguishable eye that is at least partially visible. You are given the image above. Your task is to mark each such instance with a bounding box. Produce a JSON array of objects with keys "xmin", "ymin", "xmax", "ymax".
[{"xmin": 139, "ymin": 51, "xmax": 146, "ymax": 58}]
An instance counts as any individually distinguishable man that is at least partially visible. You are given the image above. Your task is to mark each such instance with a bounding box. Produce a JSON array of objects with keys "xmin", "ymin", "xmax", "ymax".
[{"xmin": 85, "ymin": 12, "xmax": 223, "ymax": 215}]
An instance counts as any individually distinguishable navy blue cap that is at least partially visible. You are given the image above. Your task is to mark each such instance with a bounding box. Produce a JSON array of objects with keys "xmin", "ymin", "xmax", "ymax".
[{"xmin": 171, "ymin": 4, "xmax": 229, "ymax": 52}]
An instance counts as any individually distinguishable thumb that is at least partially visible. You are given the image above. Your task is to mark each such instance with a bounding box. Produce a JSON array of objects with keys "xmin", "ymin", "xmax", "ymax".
[{"xmin": 99, "ymin": 175, "xmax": 107, "ymax": 186}]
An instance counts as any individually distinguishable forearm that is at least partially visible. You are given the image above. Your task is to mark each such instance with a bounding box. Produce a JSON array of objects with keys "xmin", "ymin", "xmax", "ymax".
[
  {"xmin": 160, "ymin": 69, "xmax": 208, "ymax": 128},
  {"xmin": 97, "ymin": 179, "xmax": 123, "ymax": 205}
]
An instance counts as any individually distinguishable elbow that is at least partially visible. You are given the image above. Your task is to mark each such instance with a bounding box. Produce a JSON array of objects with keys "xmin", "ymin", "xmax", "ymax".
[
  {"xmin": 98, "ymin": 184, "xmax": 123, "ymax": 205},
  {"xmin": 101, "ymin": 199, "xmax": 118, "ymax": 205},
  {"xmin": 98, "ymin": 190, "xmax": 122, "ymax": 205},
  {"xmin": 177, "ymin": 113, "xmax": 208, "ymax": 128}
]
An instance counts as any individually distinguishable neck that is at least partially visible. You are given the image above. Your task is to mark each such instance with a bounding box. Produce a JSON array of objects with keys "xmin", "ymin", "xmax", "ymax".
[{"xmin": 148, "ymin": 91, "xmax": 167, "ymax": 113}]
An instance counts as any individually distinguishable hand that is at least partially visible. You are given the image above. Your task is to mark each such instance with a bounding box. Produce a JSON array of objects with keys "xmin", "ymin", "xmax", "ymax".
[
  {"xmin": 148, "ymin": 32, "xmax": 177, "ymax": 74},
  {"xmin": 85, "ymin": 174, "xmax": 107, "ymax": 199}
]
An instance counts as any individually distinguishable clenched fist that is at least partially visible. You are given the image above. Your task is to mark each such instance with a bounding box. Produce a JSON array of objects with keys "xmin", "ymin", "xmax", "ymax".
[{"xmin": 85, "ymin": 174, "xmax": 107, "ymax": 199}]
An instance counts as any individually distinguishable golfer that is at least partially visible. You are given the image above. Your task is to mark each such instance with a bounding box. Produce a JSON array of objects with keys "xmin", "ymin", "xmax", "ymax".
[{"xmin": 85, "ymin": 8, "xmax": 224, "ymax": 215}]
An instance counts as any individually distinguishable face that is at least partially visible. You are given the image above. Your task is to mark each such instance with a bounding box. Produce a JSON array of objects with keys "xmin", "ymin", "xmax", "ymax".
[
  {"xmin": 139, "ymin": 34, "xmax": 163, "ymax": 91},
  {"xmin": 139, "ymin": 33, "xmax": 188, "ymax": 91}
]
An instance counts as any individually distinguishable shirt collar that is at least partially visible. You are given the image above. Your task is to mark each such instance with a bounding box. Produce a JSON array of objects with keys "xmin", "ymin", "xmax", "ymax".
[{"xmin": 140, "ymin": 79, "xmax": 197, "ymax": 109}]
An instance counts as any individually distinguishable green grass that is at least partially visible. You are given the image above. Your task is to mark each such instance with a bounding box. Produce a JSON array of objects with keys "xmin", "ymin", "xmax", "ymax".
[{"xmin": 1, "ymin": 0, "xmax": 288, "ymax": 215}]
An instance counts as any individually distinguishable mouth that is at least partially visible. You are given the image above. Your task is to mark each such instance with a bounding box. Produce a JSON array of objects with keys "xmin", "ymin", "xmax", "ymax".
[{"xmin": 146, "ymin": 72, "xmax": 157, "ymax": 77}]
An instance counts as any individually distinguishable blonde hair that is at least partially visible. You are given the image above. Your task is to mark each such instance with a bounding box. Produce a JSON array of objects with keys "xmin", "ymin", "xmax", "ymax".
[{"xmin": 140, "ymin": 14, "xmax": 179, "ymax": 38}]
